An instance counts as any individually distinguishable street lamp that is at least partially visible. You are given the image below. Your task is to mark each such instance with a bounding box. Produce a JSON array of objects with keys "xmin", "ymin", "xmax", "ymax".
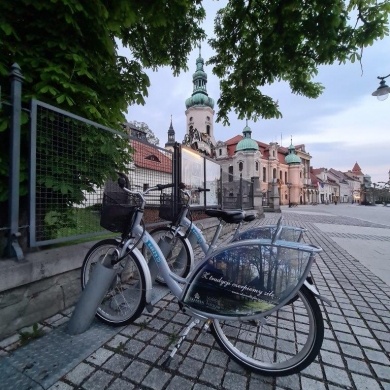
[
  {"xmin": 372, "ymin": 74, "xmax": 390, "ymax": 101},
  {"xmin": 287, "ymin": 182, "xmax": 292, "ymax": 207}
]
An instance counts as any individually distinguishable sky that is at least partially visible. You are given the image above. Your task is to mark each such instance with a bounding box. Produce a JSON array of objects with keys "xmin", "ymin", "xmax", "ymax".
[{"xmin": 125, "ymin": 2, "xmax": 390, "ymax": 185}]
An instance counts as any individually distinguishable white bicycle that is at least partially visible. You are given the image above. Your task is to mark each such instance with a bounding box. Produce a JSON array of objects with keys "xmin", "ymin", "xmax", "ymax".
[{"xmin": 81, "ymin": 175, "xmax": 326, "ymax": 376}]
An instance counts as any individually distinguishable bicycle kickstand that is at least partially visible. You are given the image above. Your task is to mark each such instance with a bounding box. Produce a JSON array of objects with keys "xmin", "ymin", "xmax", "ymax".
[{"xmin": 162, "ymin": 318, "xmax": 200, "ymax": 368}]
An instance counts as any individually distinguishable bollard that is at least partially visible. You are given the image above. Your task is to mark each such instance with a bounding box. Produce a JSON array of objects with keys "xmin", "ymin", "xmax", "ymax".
[{"xmin": 67, "ymin": 262, "xmax": 117, "ymax": 335}]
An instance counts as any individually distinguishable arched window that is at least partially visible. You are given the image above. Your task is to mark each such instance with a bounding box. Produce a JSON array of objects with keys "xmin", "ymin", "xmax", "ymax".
[
  {"xmin": 262, "ymin": 167, "xmax": 266, "ymax": 182},
  {"xmin": 279, "ymin": 171, "xmax": 282, "ymax": 180},
  {"xmin": 189, "ymin": 117, "xmax": 193, "ymax": 122},
  {"xmin": 219, "ymin": 149, "xmax": 222, "ymax": 156},
  {"xmin": 239, "ymin": 162, "xmax": 243, "ymax": 172},
  {"xmin": 206, "ymin": 125, "xmax": 210, "ymax": 135},
  {"xmin": 285, "ymin": 172, "xmax": 287, "ymax": 183},
  {"xmin": 228, "ymin": 166, "xmax": 233, "ymax": 182},
  {"xmin": 255, "ymin": 162, "xmax": 259, "ymax": 171},
  {"xmin": 273, "ymin": 168, "xmax": 276, "ymax": 179}
]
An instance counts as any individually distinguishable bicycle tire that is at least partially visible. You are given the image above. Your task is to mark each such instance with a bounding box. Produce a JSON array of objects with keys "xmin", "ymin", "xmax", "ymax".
[
  {"xmin": 142, "ymin": 226, "xmax": 192, "ymax": 284},
  {"xmin": 210, "ymin": 285, "xmax": 324, "ymax": 376},
  {"xmin": 81, "ymin": 239, "xmax": 146, "ymax": 326}
]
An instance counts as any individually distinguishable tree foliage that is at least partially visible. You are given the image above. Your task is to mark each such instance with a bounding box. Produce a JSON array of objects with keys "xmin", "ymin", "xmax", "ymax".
[
  {"xmin": 0, "ymin": 0, "xmax": 205, "ymax": 203},
  {"xmin": 208, "ymin": 0, "xmax": 390, "ymax": 125},
  {"xmin": 127, "ymin": 121, "xmax": 160, "ymax": 146}
]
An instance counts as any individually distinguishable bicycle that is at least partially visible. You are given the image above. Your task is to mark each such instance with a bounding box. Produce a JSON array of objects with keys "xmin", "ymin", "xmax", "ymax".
[
  {"xmin": 81, "ymin": 176, "xmax": 325, "ymax": 376},
  {"xmin": 142, "ymin": 185, "xmax": 256, "ymax": 284}
]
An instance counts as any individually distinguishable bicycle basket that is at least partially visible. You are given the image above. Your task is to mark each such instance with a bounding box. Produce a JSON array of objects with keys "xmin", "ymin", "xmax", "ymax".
[
  {"xmin": 181, "ymin": 240, "xmax": 320, "ymax": 319},
  {"xmin": 234, "ymin": 225, "xmax": 306, "ymax": 242},
  {"xmin": 100, "ymin": 191, "xmax": 138, "ymax": 233},
  {"xmin": 159, "ymin": 193, "xmax": 184, "ymax": 223}
]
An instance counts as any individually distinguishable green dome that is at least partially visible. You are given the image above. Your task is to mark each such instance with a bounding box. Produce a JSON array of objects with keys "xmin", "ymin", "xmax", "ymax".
[
  {"xmin": 236, "ymin": 123, "xmax": 259, "ymax": 152},
  {"xmin": 185, "ymin": 49, "xmax": 215, "ymax": 109},
  {"xmin": 285, "ymin": 142, "xmax": 301, "ymax": 164}
]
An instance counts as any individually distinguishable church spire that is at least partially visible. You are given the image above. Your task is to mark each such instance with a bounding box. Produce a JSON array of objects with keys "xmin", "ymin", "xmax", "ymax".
[
  {"xmin": 165, "ymin": 115, "xmax": 176, "ymax": 149},
  {"xmin": 185, "ymin": 45, "xmax": 214, "ymax": 109}
]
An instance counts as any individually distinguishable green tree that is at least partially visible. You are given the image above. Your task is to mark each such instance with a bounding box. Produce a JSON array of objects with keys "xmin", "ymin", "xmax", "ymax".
[
  {"xmin": 126, "ymin": 121, "xmax": 160, "ymax": 146},
  {"xmin": 208, "ymin": 0, "xmax": 390, "ymax": 125},
  {"xmin": 0, "ymin": 0, "xmax": 205, "ymax": 223}
]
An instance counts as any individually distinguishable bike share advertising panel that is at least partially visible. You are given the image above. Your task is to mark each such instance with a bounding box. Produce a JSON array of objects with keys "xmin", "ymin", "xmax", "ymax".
[
  {"xmin": 181, "ymin": 146, "xmax": 221, "ymax": 207},
  {"xmin": 182, "ymin": 240, "xmax": 315, "ymax": 318}
]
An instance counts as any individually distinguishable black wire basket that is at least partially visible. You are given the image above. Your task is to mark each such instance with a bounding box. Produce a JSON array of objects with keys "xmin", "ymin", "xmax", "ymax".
[
  {"xmin": 100, "ymin": 191, "xmax": 138, "ymax": 233},
  {"xmin": 159, "ymin": 193, "xmax": 184, "ymax": 223}
]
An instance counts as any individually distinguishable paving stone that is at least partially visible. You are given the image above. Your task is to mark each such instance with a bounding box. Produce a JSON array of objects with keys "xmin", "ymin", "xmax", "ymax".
[
  {"xmin": 81, "ymin": 370, "xmax": 113, "ymax": 390},
  {"xmin": 339, "ymin": 342, "xmax": 364, "ymax": 358},
  {"xmin": 178, "ymin": 357, "xmax": 203, "ymax": 378},
  {"xmin": 122, "ymin": 360, "xmax": 150, "ymax": 383},
  {"xmin": 166, "ymin": 376, "xmax": 194, "ymax": 390},
  {"xmin": 276, "ymin": 374, "xmax": 300, "ymax": 390},
  {"xmin": 206, "ymin": 349, "xmax": 229, "ymax": 367},
  {"xmin": 372, "ymin": 363, "xmax": 390, "ymax": 380},
  {"xmin": 199, "ymin": 364, "xmax": 224, "ymax": 386},
  {"xmin": 86, "ymin": 347, "xmax": 114, "ymax": 366},
  {"xmin": 102, "ymin": 353, "xmax": 131, "ymax": 373},
  {"xmin": 106, "ymin": 334, "xmax": 129, "ymax": 349},
  {"xmin": 323, "ymin": 366, "xmax": 352, "ymax": 388},
  {"xmin": 124, "ymin": 339, "xmax": 146, "ymax": 357},
  {"xmin": 345, "ymin": 357, "xmax": 372, "ymax": 375},
  {"xmin": 48, "ymin": 381, "xmax": 75, "ymax": 390},
  {"xmin": 364, "ymin": 349, "xmax": 390, "ymax": 365},
  {"xmin": 138, "ymin": 345, "xmax": 165, "ymax": 363},
  {"xmin": 64, "ymin": 362, "xmax": 95, "ymax": 385},
  {"xmin": 109, "ymin": 378, "xmax": 135, "ymax": 390},
  {"xmin": 222, "ymin": 371, "xmax": 248, "ymax": 390},
  {"xmin": 320, "ymin": 350, "xmax": 345, "ymax": 368},
  {"xmin": 301, "ymin": 376, "xmax": 327, "ymax": 390},
  {"xmin": 356, "ymin": 335, "xmax": 382, "ymax": 350},
  {"xmin": 351, "ymin": 373, "xmax": 382, "ymax": 390},
  {"xmin": 187, "ymin": 344, "xmax": 211, "ymax": 362},
  {"xmin": 301, "ymin": 361, "xmax": 323, "ymax": 379},
  {"xmin": 142, "ymin": 367, "xmax": 171, "ymax": 390}
]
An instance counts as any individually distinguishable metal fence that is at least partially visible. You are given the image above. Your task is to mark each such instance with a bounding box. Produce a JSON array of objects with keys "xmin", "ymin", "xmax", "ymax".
[
  {"xmin": 220, "ymin": 172, "xmax": 254, "ymax": 209},
  {"xmin": 1, "ymin": 64, "xmax": 254, "ymax": 260},
  {"xmin": 29, "ymin": 100, "xmax": 177, "ymax": 247}
]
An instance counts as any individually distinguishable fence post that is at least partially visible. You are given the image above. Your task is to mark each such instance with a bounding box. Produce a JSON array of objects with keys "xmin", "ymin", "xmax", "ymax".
[{"xmin": 4, "ymin": 64, "xmax": 24, "ymax": 260}]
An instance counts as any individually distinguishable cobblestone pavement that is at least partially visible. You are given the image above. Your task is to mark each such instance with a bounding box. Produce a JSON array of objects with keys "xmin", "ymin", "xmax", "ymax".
[{"xmin": 1, "ymin": 210, "xmax": 390, "ymax": 390}]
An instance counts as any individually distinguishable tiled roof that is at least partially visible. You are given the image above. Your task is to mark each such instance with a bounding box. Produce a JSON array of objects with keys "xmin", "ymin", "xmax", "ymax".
[{"xmin": 131, "ymin": 140, "xmax": 172, "ymax": 174}]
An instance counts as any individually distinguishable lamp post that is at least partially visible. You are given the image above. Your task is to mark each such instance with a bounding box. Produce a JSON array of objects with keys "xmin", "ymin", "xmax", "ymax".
[
  {"xmin": 287, "ymin": 182, "xmax": 292, "ymax": 207},
  {"xmin": 372, "ymin": 74, "xmax": 390, "ymax": 101}
]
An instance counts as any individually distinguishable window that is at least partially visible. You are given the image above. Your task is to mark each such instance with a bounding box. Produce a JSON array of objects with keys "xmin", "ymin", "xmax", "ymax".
[
  {"xmin": 219, "ymin": 149, "xmax": 222, "ymax": 156},
  {"xmin": 207, "ymin": 116, "xmax": 210, "ymax": 121},
  {"xmin": 239, "ymin": 162, "xmax": 243, "ymax": 172},
  {"xmin": 279, "ymin": 171, "xmax": 282, "ymax": 180},
  {"xmin": 145, "ymin": 154, "xmax": 160, "ymax": 162},
  {"xmin": 263, "ymin": 167, "xmax": 266, "ymax": 182},
  {"xmin": 273, "ymin": 150, "xmax": 275, "ymax": 157},
  {"xmin": 273, "ymin": 168, "xmax": 276, "ymax": 179},
  {"xmin": 189, "ymin": 117, "xmax": 193, "ymax": 122},
  {"xmin": 255, "ymin": 162, "xmax": 259, "ymax": 171},
  {"xmin": 206, "ymin": 125, "xmax": 210, "ymax": 135},
  {"xmin": 229, "ymin": 166, "xmax": 233, "ymax": 182},
  {"xmin": 285, "ymin": 172, "xmax": 287, "ymax": 183}
]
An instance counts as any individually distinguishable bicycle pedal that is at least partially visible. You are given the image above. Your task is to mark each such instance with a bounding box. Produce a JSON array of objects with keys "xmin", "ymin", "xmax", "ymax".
[{"xmin": 145, "ymin": 303, "xmax": 154, "ymax": 313}]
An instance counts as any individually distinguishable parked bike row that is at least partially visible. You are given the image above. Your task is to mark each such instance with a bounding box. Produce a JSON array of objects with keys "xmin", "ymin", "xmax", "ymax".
[{"xmin": 77, "ymin": 174, "xmax": 330, "ymax": 377}]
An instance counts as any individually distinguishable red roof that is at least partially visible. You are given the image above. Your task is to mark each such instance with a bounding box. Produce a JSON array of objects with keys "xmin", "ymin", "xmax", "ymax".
[
  {"xmin": 131, "ymin": 140, "xmax": 172, "ymax": 174},
  {"xmin": 351, "ymin": 162, "xmax": 362, "ymax": 174}
]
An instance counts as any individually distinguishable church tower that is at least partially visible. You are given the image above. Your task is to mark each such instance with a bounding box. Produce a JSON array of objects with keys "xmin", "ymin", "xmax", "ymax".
[
  {"xmin": 183, "ymin": 46, "xmax": 215, "ymax": 156},
  {"xmin": 164, "ymin": 116, "xmax": 176, "ymax": 152}
]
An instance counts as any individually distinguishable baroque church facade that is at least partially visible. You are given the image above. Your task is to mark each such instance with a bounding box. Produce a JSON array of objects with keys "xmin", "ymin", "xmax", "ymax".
[{"xmin": 164, "ymin": 49, "xmax": 317, "ymax": 206}]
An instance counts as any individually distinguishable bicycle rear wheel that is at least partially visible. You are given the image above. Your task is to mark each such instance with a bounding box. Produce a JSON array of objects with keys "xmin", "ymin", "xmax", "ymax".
[
  {"xmin": 143, "ymin": 227, "xmax": 192, "ymax": 284},
  {"xmin": 210, "ymin": 285, "xmax": 324, "ymax": 376},
  {"xmin": 81, "ymin": 239, "xmax": 146, "ymax": 326}
]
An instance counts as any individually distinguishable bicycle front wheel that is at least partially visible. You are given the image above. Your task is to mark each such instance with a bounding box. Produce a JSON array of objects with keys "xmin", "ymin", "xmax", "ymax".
[
  {"xmin": 142, "ymin": 227, "xmax": 192, "ymax": 284},
  {"xmin": 210, "ymin": 285, "xmax": 324, "ymax": 376},
  {"xmin": 81, "ymin": 239, "xmax": 146, "ymax": 326}
]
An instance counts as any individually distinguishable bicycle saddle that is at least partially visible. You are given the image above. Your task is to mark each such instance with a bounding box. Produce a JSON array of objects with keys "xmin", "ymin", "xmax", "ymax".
[{"xmin": 205, "ymin": 209, "xmax": 245, "ymax": 224}]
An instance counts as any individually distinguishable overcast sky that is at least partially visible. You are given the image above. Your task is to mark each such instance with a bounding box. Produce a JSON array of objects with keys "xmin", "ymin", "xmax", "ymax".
[{"xmin": 125, "ymin": 2, "xmax": 390, "ymax": 184}]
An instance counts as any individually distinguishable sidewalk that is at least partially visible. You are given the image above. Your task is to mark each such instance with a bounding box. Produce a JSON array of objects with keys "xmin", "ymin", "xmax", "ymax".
[{"xmin": 0, "ymin": 210, "xmax": 389, "ymax": 390}]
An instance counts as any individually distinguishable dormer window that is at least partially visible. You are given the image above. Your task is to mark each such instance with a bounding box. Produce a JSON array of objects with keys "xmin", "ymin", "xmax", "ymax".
[{"xmin": 145, "ymin": 154, "xmax": 160, "ymax": 162}]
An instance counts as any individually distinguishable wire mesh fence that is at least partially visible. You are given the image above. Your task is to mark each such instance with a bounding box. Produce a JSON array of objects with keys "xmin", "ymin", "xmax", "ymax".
[{"xmin": 29, "ymin": 100, "xmax": 174, "ymax": 247}]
